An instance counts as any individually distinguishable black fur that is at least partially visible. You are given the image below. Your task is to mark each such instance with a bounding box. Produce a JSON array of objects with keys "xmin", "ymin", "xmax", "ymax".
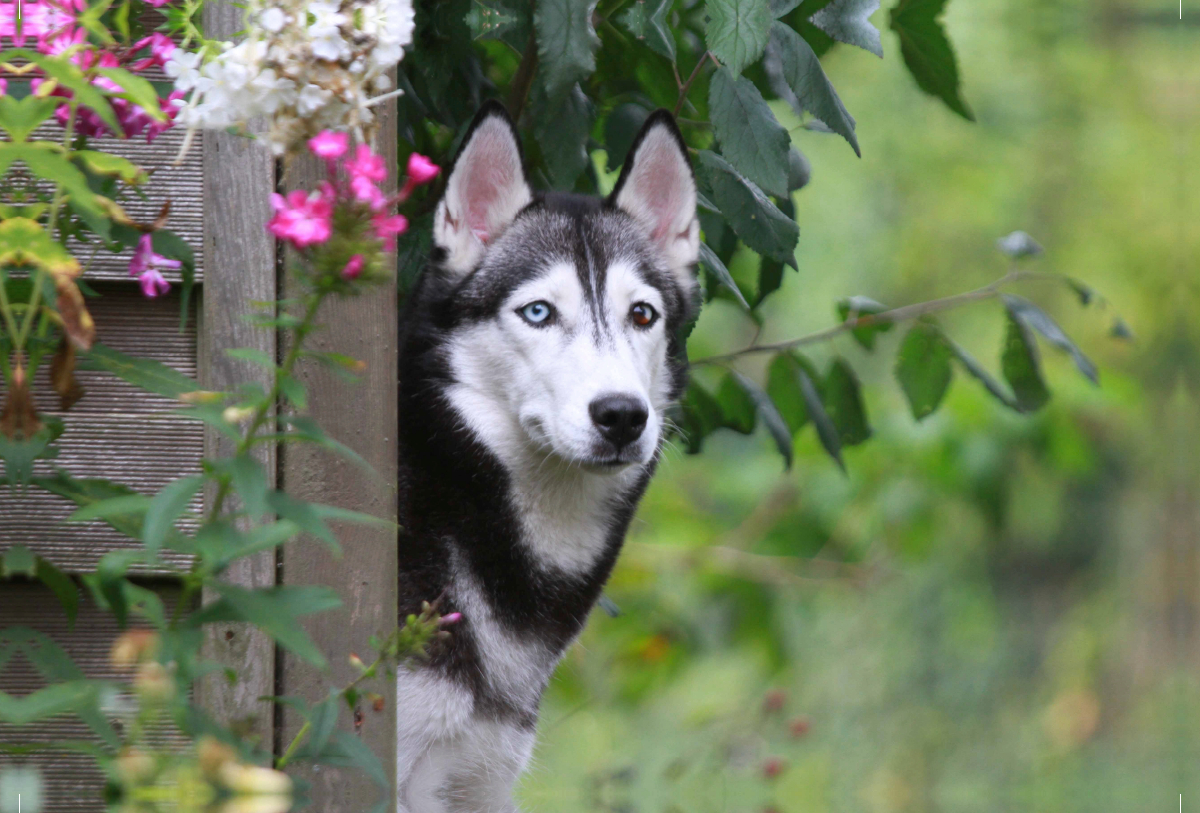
[{"xmin": 397, "ymin": 104, "xmax": 694, "ymax": 723}]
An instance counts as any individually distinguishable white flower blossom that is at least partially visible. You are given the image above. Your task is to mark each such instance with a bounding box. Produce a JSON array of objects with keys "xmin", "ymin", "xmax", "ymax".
[{"xmin": 171, "ymin": 0, "xmax": 415, "ymax": 155}]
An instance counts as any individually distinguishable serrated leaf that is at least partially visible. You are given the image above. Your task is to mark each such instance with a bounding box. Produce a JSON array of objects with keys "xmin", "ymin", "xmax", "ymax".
[
  {"xmin": 716, "ymin": 373, "xmax": 757, "ymax": 434},
  {"xmin": 1000, "ymin": 311, "xmax": 1049, "ymax": 412},
  {"xmin": 537, "ymin": 83, "xmax": 593, "ymax": 190},
  {"xmin": 678, "ymin": 381, "xmax": 724, "ymax": 453},
  {"xmin": 709, "ymin": 68, "xmax": 791, "ymax": 198},
  {"xmin": 889, "ymin": 0, "xmax": 974, "ymax": 121},
  {"xmin": 793, "ymin": 355, "xmax": 844, "ymax": 469},
  {"xmin": 946, "ymin": 339, "xmax": 1019, "ymax": 410},
  {"xmin": 757, "ymin": 257, "xmax": 785, "ymax": 306},
  {"xmin": 698, "ymin": 242, "xmax": 751, "ymax": 309},
  {"xmin": 895, "ymin": 322, "xmax": 953, "ymax": 420},
  {"xmin": 1003, "ymin": 294, "xmax": 1099, "ymax": 384},
  {"xmin": 604, "ymin": 103, "xmax": 650, "ymax": 172},
  {"xmin": 766, "ymin": 354, "xmax": 809, "ymax": 434},
  {"xmin": 766, "ymin": 22, "xmax": 859, "ymax": 155},
  {"xmin": 732, "ymin": 371, "xmax": 793, "ymax": 468},
  {"xmin": 535, "ymin": 0, "xmax": 600, "ymax": 99},
  {"xmin": 697, "ymin": 151, "xmax": 799, "ymax": 265},
  {"xmin": 811, "ymin": 0, "xmax": 882, "ymax": 57},
  {"xmin": 619, "ymin": 0, "xmax": 676, "ymax": 60},
  {"xmin": 823, "ymin": 358, "xmax": 870, "ymax": 445},
  {"xmin": 836, "ymin": 295, "xmax": 892, "ymax": 349},
  {"xmin": 707, "ymin": 0, "xmax": 774, "ymax": 75}
]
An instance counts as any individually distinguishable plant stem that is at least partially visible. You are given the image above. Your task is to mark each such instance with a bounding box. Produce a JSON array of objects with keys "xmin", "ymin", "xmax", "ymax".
[
  {"xmin": 275, "ymin": 651, "xmax": 384, "ymax": 769},
  {"xmin": 690, "ymin": 270, "xmax": 1039, "ymax": 366},
  {"xmin": 674, "ymin": 52, "xmax": 711, "ymax": 117},
  {"xmin": 507, "ymin": 26, "xmax": 539, "ymax": 125}
]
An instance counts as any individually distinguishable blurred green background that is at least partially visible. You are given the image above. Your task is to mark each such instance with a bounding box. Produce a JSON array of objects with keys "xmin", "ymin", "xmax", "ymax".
[{"xmin": 519, "ymin": 0, "xmax": 1198, "ymax": 809}]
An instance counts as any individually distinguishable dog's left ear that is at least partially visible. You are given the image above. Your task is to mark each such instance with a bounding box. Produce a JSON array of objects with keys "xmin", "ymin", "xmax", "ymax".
[
  {"xmin": 609, "ymin": 111, "xmax": 700, "ymax": 289},
  {"xmin": 434, "ymin": 101, "xmax": 533, "ymax": 275}
]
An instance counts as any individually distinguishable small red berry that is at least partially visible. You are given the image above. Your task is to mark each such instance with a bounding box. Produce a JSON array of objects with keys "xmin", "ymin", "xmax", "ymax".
[
  {"xmin": 788, "ymin": 716, "xmax": 811, "ymax": 738},
  {"xmin": 762, "ymin": 757, "xmax": 786, "ymax": 780},
  {"xmin": 763, "ymin": 689, "xmax": 786, "ymax": 713}
]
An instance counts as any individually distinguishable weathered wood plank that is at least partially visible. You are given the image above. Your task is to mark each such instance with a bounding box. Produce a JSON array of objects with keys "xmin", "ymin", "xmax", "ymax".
[
  {"xmin": 278, "ymin": 104, "xmax": 399, "ymax": 809},
  {"xmin": 195, "ymin": 0, "xmax": 280, "ymax": 754}
]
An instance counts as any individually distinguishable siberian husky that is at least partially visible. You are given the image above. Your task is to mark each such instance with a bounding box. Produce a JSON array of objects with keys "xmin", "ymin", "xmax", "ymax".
[{"xmin": 396, "ymin": 101, "xmax": 700, "ymax": 812}]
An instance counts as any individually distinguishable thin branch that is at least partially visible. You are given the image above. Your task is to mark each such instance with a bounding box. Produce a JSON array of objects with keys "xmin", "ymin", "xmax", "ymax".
[
  {"xmin": 690, "ymin": 270, "xmax": 1051, "ymax": 366},
  {"xmin": 673, "ymin": 51, "xmax": 712, "ymax": 117},
  {"xmin": 506, "ymin": 28, "xmax": 540, "ymax": 125}
]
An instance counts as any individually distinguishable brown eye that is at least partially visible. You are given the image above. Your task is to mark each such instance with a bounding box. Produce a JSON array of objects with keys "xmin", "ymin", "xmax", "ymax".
[{"xmin": 630, "ymin": 302, "xmax": 658, "ymax": 328}]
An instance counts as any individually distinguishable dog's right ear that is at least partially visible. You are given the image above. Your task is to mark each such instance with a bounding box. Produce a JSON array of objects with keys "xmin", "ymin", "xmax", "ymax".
[{"xmin": 433, "ymin": 101, "xmax": 532, "ymax": 275}]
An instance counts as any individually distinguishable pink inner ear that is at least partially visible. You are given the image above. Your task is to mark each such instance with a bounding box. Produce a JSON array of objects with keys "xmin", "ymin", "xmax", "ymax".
[
  {"xmin": 461, "ymin": 136, "xmax": 520, "ymax": 244},
  {"xmin": 627, "ymin": 137, "xmax": 688, "ymax": 245}
]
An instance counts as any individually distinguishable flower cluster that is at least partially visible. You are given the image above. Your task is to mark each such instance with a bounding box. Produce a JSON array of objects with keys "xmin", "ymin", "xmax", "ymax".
[
  {"xmin": 3, "ymin": 3, "xmax": 184, "ymax": 140},
  {"xmin": 167, "ymin": 0, "xmax": 414, "ymax": 155},
  {"xmin": 265, "ymin": 133, "xmax": 436, "ymax": 289}
]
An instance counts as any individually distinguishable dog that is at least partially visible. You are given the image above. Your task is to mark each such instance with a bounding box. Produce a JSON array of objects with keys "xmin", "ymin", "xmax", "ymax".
[{"xmin": 395, "ymin": 100, "xmax": 700, "ymax": 812}]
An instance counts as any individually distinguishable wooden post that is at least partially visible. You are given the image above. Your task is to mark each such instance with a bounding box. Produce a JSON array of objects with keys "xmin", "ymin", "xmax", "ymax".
[
  {"xmin": 277, "ymin": 107, "xmax": 400, "ymax": 806},
  {"xmin": 196, "ymin": 0, "xmax": 279, "ymax": 751}
]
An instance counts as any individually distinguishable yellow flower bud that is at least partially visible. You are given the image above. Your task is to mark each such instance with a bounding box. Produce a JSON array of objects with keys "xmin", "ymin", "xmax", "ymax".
[
  {"xmin": 114, "ymin": 749, "xmax": 155, "ymax": 785},
  {"xmin": 110, "ymin": 630, "xmax": 159, "ymax": 669},
  {"xmin": 133, "ymin": 661, "xmax": 175, "ymax": 703},
  {"xmin": 197, "ymin": 735, "xmax": 238, "ymax": 778},
  {"xmin": 223, "ymin": 406, "xmax": 256, "ymax": 424},
  {"xmin": 219, "ymin": 762, "xmax": 293, "ymax": 796}
]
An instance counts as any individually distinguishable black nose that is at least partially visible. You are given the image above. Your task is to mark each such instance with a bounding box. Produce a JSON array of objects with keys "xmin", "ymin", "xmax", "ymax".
[{"xmin": 589, "ymin": 394, "xmax": 649, "ymax": 448}]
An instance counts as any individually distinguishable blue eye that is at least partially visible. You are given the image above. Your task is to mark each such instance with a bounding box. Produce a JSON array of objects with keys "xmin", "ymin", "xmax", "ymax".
[{"xmin": 519, "ymin": 301, "xmax": 554, "ymax": 325}]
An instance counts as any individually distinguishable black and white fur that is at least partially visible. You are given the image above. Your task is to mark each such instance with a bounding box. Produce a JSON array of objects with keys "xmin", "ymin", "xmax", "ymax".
[{"xmin": 396, "ymin": 101, "xmax": 700, "ymax": 812}]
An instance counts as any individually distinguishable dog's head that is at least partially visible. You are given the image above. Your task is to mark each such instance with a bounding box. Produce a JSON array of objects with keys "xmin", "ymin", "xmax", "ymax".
[{"xmin": 427, "ymin": 101, "xmax": 699, "ymax": 473}]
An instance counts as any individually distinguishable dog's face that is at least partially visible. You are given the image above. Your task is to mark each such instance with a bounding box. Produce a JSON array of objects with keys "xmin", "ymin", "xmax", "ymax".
[{"xmin": 429, "ymin": 104, "xmax": 700, "ymax": 472}]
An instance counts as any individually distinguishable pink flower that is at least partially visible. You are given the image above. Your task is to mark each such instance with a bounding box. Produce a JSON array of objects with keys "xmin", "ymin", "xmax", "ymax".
[
  {"xmin": 309, "ymin": 130, "xmax": 349, "ymax": 161},
  {"xmin": 130, "ymin": 33, "xmax": 177, "ymax": 70},
  {"xmin": 406, "ymin": 154, "xmax": 440, "ymax": 185},
  {"xmin": 350, "ymin": 174, "xmax": 387, "ymax": 210},
  {"xmin": 439, "ymin": 612, "xmax": 462, "ymax": 627},
  {"xmin": 372, "ymin": 212, "xmax": 408, "ymax": 251},
  {"xmin": 0, "ymin": 78, "xmax": 6, "ymax": 96},
  {"xmin": 344, "ymin": 144, "xmax": 387, "ymax": 183},
  {"xmin": 267, "ymin": 189, "xmax": 333, "ymax": 248},
  {"xmin": 341, "ymin": 254, "xmax": 365, "ymax": 280},
  {"xmin": 398, "ymin": 153, "xmax": 440, "ymax": 201},
  {"xmin": 128, "ymin": 234, "xmax": 180, "ymax": 298}
]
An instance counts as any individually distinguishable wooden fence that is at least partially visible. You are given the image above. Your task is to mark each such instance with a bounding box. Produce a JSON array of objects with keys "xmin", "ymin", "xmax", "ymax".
[{"xmin": 0, "ymin": 4, "xmax": 400, "ymax": 808}]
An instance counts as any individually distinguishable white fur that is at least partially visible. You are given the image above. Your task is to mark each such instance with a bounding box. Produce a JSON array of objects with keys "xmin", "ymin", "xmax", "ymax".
[
  {"xmin": 434, "ymin": 116, "xmax": 533, "ymax": 275},
  {"xmin": 613, "ymin": 123, "xmax": 701, "ymax": 290}
]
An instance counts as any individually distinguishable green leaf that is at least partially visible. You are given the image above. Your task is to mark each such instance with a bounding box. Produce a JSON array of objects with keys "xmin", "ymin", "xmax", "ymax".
[
  {"xmin": 0, "ymin": 216, "xmax": 80, "ymax": 277},
  {"xmin": 835, "ymin": 295, "xmax": 892, "ymax": 349},
  {"xmin": 794, "ymin": 355, "xmax": 844, "ymax": 470},
  {"xmin": 0, "ymin": 420, "xmax": 64, "ymax": 487},
  {"xmin": 706, "ymin": 0, "xmax": 774, "ymax": 75},
  {"xmin": 142, "ymin": 475, "xmax": 204, "ymax": 556},
  {"xmin": 0, "ymin": 95, "xmax": 58, "ymax": 142},
  {"xmin": 888, "ymin": 0, "xmax": 974, "ymax": 121},
  {"xmin": 709, "ymin": 68, "xmax": 791, "ymax": 198},
  {"xmin": 95, "ymin": 67, "xmax": 167, "ymax": 121},
  {"xmin": 35, "ymin": 557, "xmax": 79, "ymax": 625},
  {"xmin": 757, "ymin": 256, "xmax": 785, "ymax": 306},
  {"xmin": 316, "ymin": 731, "xmax": 389, "ymax": 788},
  {"xmin": 767, "ymin": 21, "xmax": 859, "ymax": 155},
  {"xmin": 1003, "ymin": 294, "xmax": 1099, "ymax": 384},
  {"xmin": 698, "ymin": 242, "xmax": 751, "ymax": 309},
  {"xmin": 70, "ymin": 150, "xmax": 146, "ymax": 184},
  {"xmin": 79, "ymin": 343, "xmax": 200, "ymax": 399},
  {"xmin": 537, "ymin": 84, "xmax": 593, "ymax": 190},
  {"xmin": 229, "ymin": 454, "xmax": 270, "ymax": 519},
  {"xmin": 2, "ymin": 545, "xmax": 37, "ymax": 578},
  {"xmin": 225, "ymin": 348, "xmax": 276, "ymax": 370},
  {"xmin": 267, "ymin": 491, "xmax": 340, "ymax": 554},
  {"xmin": 0, "ymin": 144, "xmax": 106, "ymax": 233},
  {"xmin": 732, "ymin": 371, "xmax": 793, "ymax": 468},
  {"xmin": 787, "ymin": 146, "xmax": 811, "ymax": 191},
  {"xmin": 811, "ymin": 0, "xmax": 882, "ymax": 57},
  {"xmin": 823, "ymin": 358, "xmax": 871, "ymax": 445},
  {"xmin": 697, "ymin": 150, "xmax": 799, "ymax": 265},
  {"xmin": 946, "ymin": 339, "xmax": 1019, "ymax": 410},
  {"xmin": 678, "ymin": 381, "xmax": 725, "ymax": 453},
  {"xmin": 1000, "ymin": 311, "xmax": 1049, "ymax": 412},
  {"xmin": 604, "ymin": 103, "xmax": 650, "ymax": 172},
  {"xmin": 766, "ymin": 353, "xmax": 809, "ymax": 434},
  {"xmin": 7, "ymin": 51, "xmax": 122, "ymax": 135},
  {"xmin": 0, "ymin": 682, "xmax": 100, "ymax": 726},
  {"xmin": 195, "ymin": 585, "xmax": 341, "ymax": 668},
  {"xmin": 48, "ymin": 476, "xmax": 158, "ymax": 542},
  {"xmin": 465, "ymin": 0, "xmax": 531, "ymax": 51},
  {"xmin": 296, "ymin": 690, "xmax": 342, "ymax": 760},
  {"xmin": 894, "ymin": 322, "xmax": 953, "ymax": 420},
  {"xmin": 618, "ymin": 0, "xmax": 676, "ymax": 60},
  {"xmin": 535, "ymin": 0, "xmax": 600, "ymax": 99},
  {"xmin": 716, "ymin": 373, "xmax": 757, "ymax": 434}
]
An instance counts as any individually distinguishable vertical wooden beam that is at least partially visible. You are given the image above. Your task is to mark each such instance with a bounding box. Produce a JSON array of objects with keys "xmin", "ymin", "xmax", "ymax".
[
  {"xmin": 196, "ymin": 0, "xmax": 279, "ymax": 752},
  {"xmin": 278, "ymin": 107, "xmax": 399, "ymax": 805}
]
